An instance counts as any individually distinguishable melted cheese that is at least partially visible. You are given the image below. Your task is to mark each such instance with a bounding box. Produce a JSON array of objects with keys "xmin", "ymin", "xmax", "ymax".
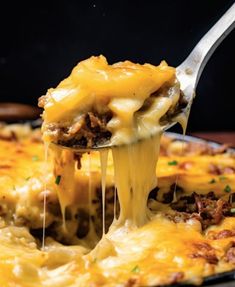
[
  {"xmin": 41, "ymin": 55, "xmax": 179, "ymax": 145},
  {"xmin": 38, "ymin": 55, "xmax": 235, "ymax": 286},
  {"xmin": 0, "ymin": 126, "xmax": 235, "ymax": 286},
  {"xmin": 111, "ymin": 134, "xmax": 160, "ymax": 227},
  {"xmin": 1, "ymin": 55, "xmax": 235, "ymax": 286}
]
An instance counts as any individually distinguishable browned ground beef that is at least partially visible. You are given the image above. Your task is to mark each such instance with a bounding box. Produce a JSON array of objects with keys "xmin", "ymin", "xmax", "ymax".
[
  {"xmin": 56, "ymin": 111, "xmax": 113, "ymax": 148},
  {"xmin": 170, "ymin": 192, "xmax": 232, "ymax": 229}
]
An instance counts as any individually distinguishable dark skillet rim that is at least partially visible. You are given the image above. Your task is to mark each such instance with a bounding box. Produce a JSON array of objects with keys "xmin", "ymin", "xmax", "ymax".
[{"xmin": 166, "ymin": 132, "xmax": 235, "ymax": 152}]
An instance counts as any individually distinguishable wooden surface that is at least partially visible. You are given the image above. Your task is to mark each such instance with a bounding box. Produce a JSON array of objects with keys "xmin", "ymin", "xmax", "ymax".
[
  {"xmin": 191, "ymin": 132, "xmax": 235, "ymax": 146},
  {"xmin": 0, "ymin": 103, "xmax": 41, "ymax": 122}
]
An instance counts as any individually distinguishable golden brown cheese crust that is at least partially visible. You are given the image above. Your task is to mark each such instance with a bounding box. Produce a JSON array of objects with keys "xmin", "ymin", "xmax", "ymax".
[{"xmin": 0, "ymin": 124, "xmax": 235, "ymax": 286}]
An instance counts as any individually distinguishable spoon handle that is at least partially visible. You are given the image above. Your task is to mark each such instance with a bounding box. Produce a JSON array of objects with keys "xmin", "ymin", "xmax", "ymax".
[{"xmin": 178, "ymin": 3, "xmax": 235, "ymax": 89}]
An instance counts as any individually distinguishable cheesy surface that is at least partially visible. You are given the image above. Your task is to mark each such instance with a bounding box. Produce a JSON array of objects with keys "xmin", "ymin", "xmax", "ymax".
[
  {"xmin": 40, "ymin": 55, "xmax": 181, "ymax": 145},
  {"xmin": 0, "ymin": 125, "xmax": 235, "ymax": 286},
  {"xmin": 1, "ymin": 57, "xmax": 235, "ymax": 287}
]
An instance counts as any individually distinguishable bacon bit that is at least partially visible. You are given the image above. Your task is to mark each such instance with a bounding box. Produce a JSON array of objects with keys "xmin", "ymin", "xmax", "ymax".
[
  {"xmin": 211, "ymin": 229, "xmax": 235, "ymax": 240},
  {"xmin": 208, "ymin": 164, "xmax": 235, "ymax": 175},
  {"xmin": 225, "ymin": 247, "xmax": 235, "ymax": 264},
  {"xmin": 208, "ymin": 163, "xmax": 222, "ymax": 175},
  {"xmin": 191, "ymin": 242, "xmax": 218, "ymax": 264},
  {"xmin": 179, "ymin": 161, "xmax": 193, "ymax": 170}
]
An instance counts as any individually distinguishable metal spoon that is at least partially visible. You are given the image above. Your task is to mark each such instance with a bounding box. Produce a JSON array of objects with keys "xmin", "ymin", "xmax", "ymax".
[
  {"xmin": 55, "ymin": 3, "xmax": 235, "ymax": 151},
  {"xmin": 176, "ymin": 2, "xmax": 235, "ymax": 120}
]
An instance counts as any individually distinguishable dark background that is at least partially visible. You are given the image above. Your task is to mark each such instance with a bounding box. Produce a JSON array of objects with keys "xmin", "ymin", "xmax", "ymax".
[{"xmin": 0, "ymin": 0, "xmax": 234, "ymax": 132}]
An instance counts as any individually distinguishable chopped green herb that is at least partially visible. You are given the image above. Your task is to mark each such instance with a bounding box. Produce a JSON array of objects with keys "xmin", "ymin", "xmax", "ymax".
[
  {"xmin": 209, "ymin": 178, "xmax": 216, "ymax": 184},
  {"xmin": 25, "ymin": 176, "xmax": 31, "ymax": 181},
  {"xmin": 230, "ymin": 208, "xmax": 235, "ymax": 213},
  {"xmin": 131, "ymin": 265, "xmax": 140, "ymax": 273},
  {"xmin": 168, "ymin": 160, "xmax": 178, "ymax": 166},
  {"xmin": 12, "ymin": 185, "xmax": 16, "ymax": 191},
  {"xmin": 219, "ymin": 176, "xmax": 227, "ymax": 181},
  {"xmin": 224, "ymin": 185, "xmax": 231, "ymax": 193},
  {"xmin": 32, "ymin": 155, "xmax": 39, "ymax": 161},
  {"xmin": 55, "ymin": 175, "xmax": 61, "ymax": 185}
]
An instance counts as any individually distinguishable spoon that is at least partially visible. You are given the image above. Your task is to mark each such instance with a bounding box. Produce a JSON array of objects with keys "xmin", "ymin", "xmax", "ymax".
[
  {"xmin": 55, "ymin": 3, "xmax": 235, "ymax": 151},
  {"xmin": 176, "ymin": 3, "xmax": 235, "ymax": 121}
]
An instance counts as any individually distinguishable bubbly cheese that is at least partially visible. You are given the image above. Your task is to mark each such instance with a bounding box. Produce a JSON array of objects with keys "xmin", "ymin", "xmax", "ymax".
[
  {"xmin": 0, "ymin": 126, "xmax": 235, "ymax": 286},
  {"xmin": 38, "ymin": 56, "xmax": 235, "ymax": 286}
]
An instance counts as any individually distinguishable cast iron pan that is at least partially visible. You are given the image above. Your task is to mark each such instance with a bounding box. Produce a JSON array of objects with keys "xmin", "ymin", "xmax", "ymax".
[{"xmin": 1, "ymin": 103, "xmax": 235, "ymax": 287}]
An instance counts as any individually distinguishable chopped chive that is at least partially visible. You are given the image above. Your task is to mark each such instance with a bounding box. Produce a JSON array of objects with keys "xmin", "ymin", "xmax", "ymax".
[
  {"xmin": 25, "ymin": 176, "xmax": 31, "ymax": 181},
  {"xmin": 131, "ymin": 265, "xmax": 140, "ymax": 273},
  {"xmin": 219, "ymin": 176, "xmax": 227, "ymax": 181},
  {"xmin": 209, "ymin": 178, "xmax": 216, "ymax": 184},
  {"xmin": 230, "ymin": 208, "xmax": 235, "ymax": 213},
  {"xmin": 55, "ymin": 175, "xmax": 61, "ymax": 185},
  {"xmin": 224, "ymin": 185, "xmax": 231, "ymax": 193},
  {"xmin": 168, "ymin": 160, "xmax": 178, "ymax": 166},
  {"xmin": 32, "ymin": 155, "xmax": 39, "ymax": 161}
]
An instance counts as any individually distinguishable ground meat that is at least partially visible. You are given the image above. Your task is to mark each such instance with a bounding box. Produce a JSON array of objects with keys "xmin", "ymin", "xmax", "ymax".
[
  {"xmin": 56, "ymin": 111, "xmax": 113, "ymax": 148},
  {"xmin": 171, "ymin": 192, "xmax": 232, "ymax": 229},
  {"xmin": 208, "ymin": 163, "xmax": 235, "ymax": 175},
  {"xmin": 165, "ymin": 211, "xmax": 200, "ymax": 224}
]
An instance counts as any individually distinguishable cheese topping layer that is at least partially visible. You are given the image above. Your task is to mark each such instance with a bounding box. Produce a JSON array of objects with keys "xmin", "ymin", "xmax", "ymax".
[
  {"xmin": 41, "ymin": 55, "xmax": 180, "ymax": 145},
  {"xmin": 1, "ymin": 56, "xmax": 235, "ymax": 287},
  {"xmin": 0, "ymin": 125, "xmax": 235, "ymax": 286}
]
